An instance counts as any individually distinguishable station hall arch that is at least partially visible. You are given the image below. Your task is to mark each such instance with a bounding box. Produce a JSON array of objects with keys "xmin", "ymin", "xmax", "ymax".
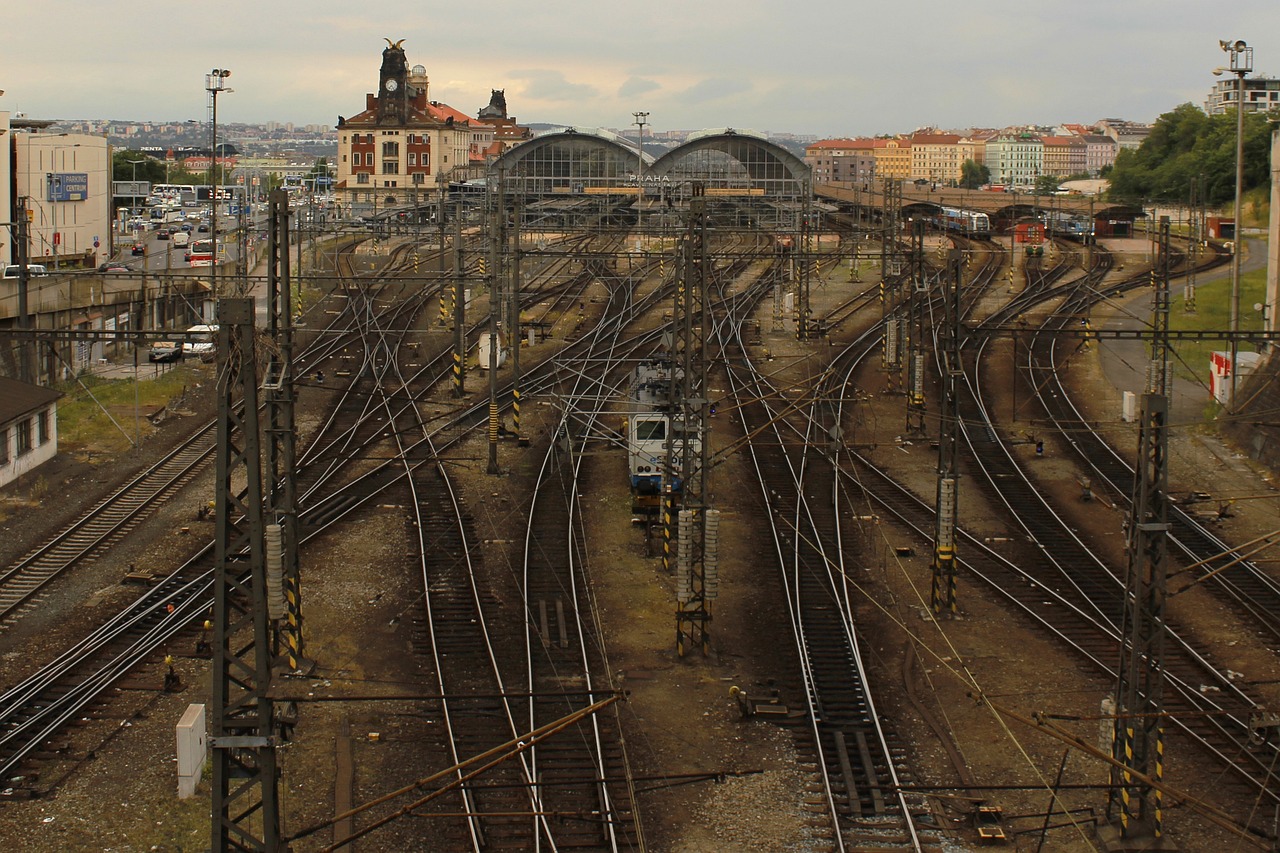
[{"xmin": 488, "ymin": 127, "xmax": 812, "ymax": 230}]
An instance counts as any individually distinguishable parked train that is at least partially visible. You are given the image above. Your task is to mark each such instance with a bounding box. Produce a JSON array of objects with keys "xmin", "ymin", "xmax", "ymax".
[
  {"xmin": 934, "ymin": 207, "xmax": 992, "ymax": 238},
  {"xmin": 1040, "ymin": 212, "xmax": 1093, "ymax": 240},
  {"xmin": 627, "ymin": 358, "xmax": 701, "ymax": 511}
]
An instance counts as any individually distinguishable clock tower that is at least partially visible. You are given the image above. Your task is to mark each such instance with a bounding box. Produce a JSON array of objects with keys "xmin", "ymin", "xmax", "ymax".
[{"xmin": 377, "ymin": 38, "xmax": 409, "ymax": 124}]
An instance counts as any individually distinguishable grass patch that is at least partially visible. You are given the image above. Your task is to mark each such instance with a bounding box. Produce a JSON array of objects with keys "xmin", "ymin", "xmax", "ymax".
[
  {"xmin": 1165, "ymin": 249, "xmax": 1268, "ymax": 390},
  {"xmin": 56, "ymin": 365, "xmax": 205, "ymax": 454}
]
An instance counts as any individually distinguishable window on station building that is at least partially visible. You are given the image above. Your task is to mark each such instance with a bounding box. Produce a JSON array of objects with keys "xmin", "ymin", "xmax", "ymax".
[
  {"xmin": 16, "ymin": 419, "xmax": 32, "ymax": 456},
  {"xmin": 383, "ymin": 161, "xmax": 399, "ymax": 174},
  {"xmin": 382, "ymin": 141, "xmax": 400, "ymax": 157},
  {"xmin": 412, "ymin": 173, "xmax": 424, "ymax": 185},
  {"xmin": 408, "ymin": 153, "xmax": 417, "ymax": 166},
  {"xmin": 0, "ymin": 427, "xmax": 8, "ymax": 465},
  {"xmin": 357, "ymin": 173, "xmax": 370, "ymax": 185},
  {"xmin": 37, "ymin": 410, "xmax": 49, "ymax": 445}
]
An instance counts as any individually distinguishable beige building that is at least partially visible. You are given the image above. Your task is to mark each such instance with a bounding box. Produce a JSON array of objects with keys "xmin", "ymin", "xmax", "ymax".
[
  {"xmin": 1040, "ymin": 136, "xmax": 1087, "ymax": 178},
  {"xmin": 10, "ymin": 130, "xmax": 111, "ymax": 270},
  {"xmin": 908, "ymin": 133, "xmax": 962, "ymax": 185},
  {"xmin": 804, "ymin": 139, "xmax": 876, "ymax": 184},
  {"xmin": 872, "ymin": 138, "xmax": 912, "ymax": 180}
]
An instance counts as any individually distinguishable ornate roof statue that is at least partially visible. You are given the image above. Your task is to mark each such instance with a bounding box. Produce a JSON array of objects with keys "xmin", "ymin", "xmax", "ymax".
[
  {"xmin": 381, "ymin": 39, "xmax": 408, "ymax": 78},
  {"xmin": 478, "ymin": 89, "xmax": 508, "ymax": 120}
]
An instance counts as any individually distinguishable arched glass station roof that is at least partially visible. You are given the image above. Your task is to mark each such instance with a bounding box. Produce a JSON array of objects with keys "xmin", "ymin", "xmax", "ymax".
[{"xmin": 489, "ymin": 128, "xmax": 811, "ymax": 230}]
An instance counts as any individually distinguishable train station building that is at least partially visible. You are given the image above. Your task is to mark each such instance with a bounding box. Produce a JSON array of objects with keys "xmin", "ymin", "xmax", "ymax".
[{"xmin": 333, "ymin": 40, "xmax": 532, "ymax": 220}]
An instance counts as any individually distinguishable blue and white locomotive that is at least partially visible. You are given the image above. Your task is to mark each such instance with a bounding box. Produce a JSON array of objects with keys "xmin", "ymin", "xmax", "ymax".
[
  {"xmin": 936, "ymin": 207, "xmax": 992, "ymax": 238},
  {"xmin": 627, "ymin": 358, "xmax": 701, "ymax": 509}
]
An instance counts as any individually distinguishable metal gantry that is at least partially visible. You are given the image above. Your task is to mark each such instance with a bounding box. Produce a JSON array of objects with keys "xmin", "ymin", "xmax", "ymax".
[{"xmin": 211, "ymin": 298, "xmax": 282, "ymax": 852}]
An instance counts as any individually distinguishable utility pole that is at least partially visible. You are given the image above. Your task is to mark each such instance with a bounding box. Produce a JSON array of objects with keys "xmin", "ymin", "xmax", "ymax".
[
  {"xmin": 672, "ymin": 189, "xmax": 717, "ymax": 656},
  {"xmin": 264, "ymin": 189, "xmax": 306, "ymax": 674},
  {"xmin": 905, "ymin": 219, "xmax": 928, "ymax": 437},
  {"xmin": 1104, "ymin": 218, "xmax": 1172, "ymax": 849},
  {"xmin": 508, "ymin": 191, "xmax": 524, "ymax": 443},
  {"xmin": 881, "ymin": 180, "xmax": 905, "ymax": 394},
  {"xmin": 795, "ymin": 197, "xmax": 813, "ymax": 341},
  {"xmin": 13, "ymin": 199, "xmax": 35, "ymax": 384},
  {"xmin": 453, "ymin": 198, "xmax": 466, "ymax": 397},
  {"xmin": 931, "ymin": 253, "xmax": 962, "ymax": 616},
  {"xmin": 486, "ymin": 175, "xmax": 503, "ymax": 475},
  {"xmin": 210, "ymin": 297, "xmax": 281, "ymax": 852}
]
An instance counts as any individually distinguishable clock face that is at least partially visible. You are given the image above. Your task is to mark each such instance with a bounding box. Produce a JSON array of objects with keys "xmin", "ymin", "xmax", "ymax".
[{"xmin": 384, "ymin": 79, "xmax": 398, "ymax": 92}]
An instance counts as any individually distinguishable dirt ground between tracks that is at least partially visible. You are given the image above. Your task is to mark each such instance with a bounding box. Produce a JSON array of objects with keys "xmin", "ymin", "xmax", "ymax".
[{"xmin": 1, "ymin": 247, "xmax": 1279, "ymax": 852}]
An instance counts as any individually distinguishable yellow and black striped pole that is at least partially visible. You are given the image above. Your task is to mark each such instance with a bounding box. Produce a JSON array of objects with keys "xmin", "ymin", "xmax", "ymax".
[
  {"xmin": 512, "ymin": 386, "xmax": 521, "ymax": 438},
  {"xmin": 285, "ymin": 575, "xmax": 302, "ymax": 671},
  {"xmin": 1153, "ymin": 727, "xmax": 1164, "ymax": 836},
  {"xmin": 662, "ymin": 492, "xmax": 674, "ymax": 577}
]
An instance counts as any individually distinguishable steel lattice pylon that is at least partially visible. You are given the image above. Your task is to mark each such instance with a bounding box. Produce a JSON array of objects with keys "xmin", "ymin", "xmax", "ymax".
[
  {"xmin": 1106, "ymin": 218, "xmax": 1172, "ymax": 846},
  {"xmin": 672, "ymin": 192, "xmax": 717, "ymax": 656},
  {"xmin": 211, "ymin": 298, "xmax": 282, "ymax": 851}
]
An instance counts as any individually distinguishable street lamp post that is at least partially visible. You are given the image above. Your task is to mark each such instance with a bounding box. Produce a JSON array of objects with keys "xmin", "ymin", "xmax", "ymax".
[
  {"xmin": 633, "ymin": 111, "xmax": 649, "ymax": 245},
  {"xmin": 125, "ymin": 158, "xmax": 147, "ymax": 238},
  {"xmin": 1217, "ymin": 39, "xmax": 1252, "ymax": 410},
  {"xmin": 206, "ymin": 68, "xmax": 233, "ymax": 298}
]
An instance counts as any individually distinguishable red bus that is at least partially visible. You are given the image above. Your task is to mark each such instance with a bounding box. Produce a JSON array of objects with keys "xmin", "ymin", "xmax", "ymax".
[{"xmin": 187, "ymin": 238, "xmax": 214, "ymax": 267}]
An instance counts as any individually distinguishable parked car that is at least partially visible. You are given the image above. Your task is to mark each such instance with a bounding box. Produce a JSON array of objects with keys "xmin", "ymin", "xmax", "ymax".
[
  {"xmin": 148, "ymin": 340, "xmax": 184, "ymax": 363},
  {"xmin": 2, "ymin": 264, "xmax": 49, "ymax": 278}
]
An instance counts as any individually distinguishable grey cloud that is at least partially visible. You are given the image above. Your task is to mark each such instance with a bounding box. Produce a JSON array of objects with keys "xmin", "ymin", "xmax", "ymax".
[
  {"xmin": 507, "ymin": 69, "xmax": 599, "ymax": 102},
  {"xmin": 618, "ymin": 77, "xmax": 661, "ymax": 98},
  {"xmin": 680, "ymin": 78, "xmax": 751, "ymax": 104}
]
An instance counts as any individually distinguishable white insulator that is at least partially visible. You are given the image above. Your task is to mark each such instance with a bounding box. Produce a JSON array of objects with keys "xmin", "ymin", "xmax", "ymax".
[
  {"xmin": 265, "ymin": 523, "xmax": 286, "ymax": 621},
  {"xmin": 884, "ymin": 320, "xmax": 899, "ymax": 363},
  {"xmin": 677, "ymin": 510, "xmax": 694, "ymax": 603},
  {"xmin": 704, "ymin": 509, "xmax": 720, "ymax": 600},
  {"xmin": 1100, "ymin": 696, "xmax": 1117, "ymax": 756},
  {"xmin": 1146, "ymin": 361, "xmax": 1163, "ymax": 396},
  {"xmin": 678, "ymin": 510, "xmax": 694, "ymax": 573},
  {"xmin": 937, "ymin": 479, "xmax": 956, "ymax": 551}
]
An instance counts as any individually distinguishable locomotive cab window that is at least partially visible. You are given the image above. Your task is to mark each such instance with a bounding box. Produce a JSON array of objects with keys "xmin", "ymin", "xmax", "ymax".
[{"xmin": 635, "ymin": 420, "xmax": 665, "ymax": 441}]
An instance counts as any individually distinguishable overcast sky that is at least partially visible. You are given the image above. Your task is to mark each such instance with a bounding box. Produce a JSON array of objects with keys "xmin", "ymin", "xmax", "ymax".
[{"xmin": 4, "ymin": 1, "xmax": 1277, "ymax": 137}]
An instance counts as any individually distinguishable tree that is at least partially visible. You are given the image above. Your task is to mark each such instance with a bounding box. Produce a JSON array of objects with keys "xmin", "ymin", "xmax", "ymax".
[
  {"xmin": 959, "ymin": 159, "xmax": 990, "ymax": 190},
  {"xmin": 1034, "ymin": 175, "xmax": 1062, "ymax": 196},
  {"xmin": 1105, "ymin": 102, "xmax": 1274, "ymax": 206},
  {"xmin": 306, "ymin": 157, "xmax": 334, "ymax": 192},
  {"xmin": 111, "ymin": 150, "xmax": 166, "ymax": 184}
]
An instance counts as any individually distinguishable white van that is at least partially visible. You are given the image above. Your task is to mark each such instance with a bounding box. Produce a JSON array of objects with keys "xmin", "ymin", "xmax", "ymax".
[
  {"xmin": 2, "ymin": 264, "xmax": 49, "ymax": 278},
  {"xmin": 186, "ymin": 324, "xmax": 219, "ymax": 360},
  {"xmin": 171, "ymin": 232, "xmax": 190, "ymax": 247}
]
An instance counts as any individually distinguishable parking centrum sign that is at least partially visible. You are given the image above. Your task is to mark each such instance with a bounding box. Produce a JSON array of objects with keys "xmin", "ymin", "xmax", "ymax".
[{"xmin": 47, "ymin": 173, "xmax": 90, "ymax": 201}]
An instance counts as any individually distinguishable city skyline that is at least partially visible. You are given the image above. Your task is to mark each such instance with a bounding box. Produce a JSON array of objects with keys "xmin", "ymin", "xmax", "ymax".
[{"xmin": 5, "ymin": 2, "xmax": 1279, "ymax": 136}]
